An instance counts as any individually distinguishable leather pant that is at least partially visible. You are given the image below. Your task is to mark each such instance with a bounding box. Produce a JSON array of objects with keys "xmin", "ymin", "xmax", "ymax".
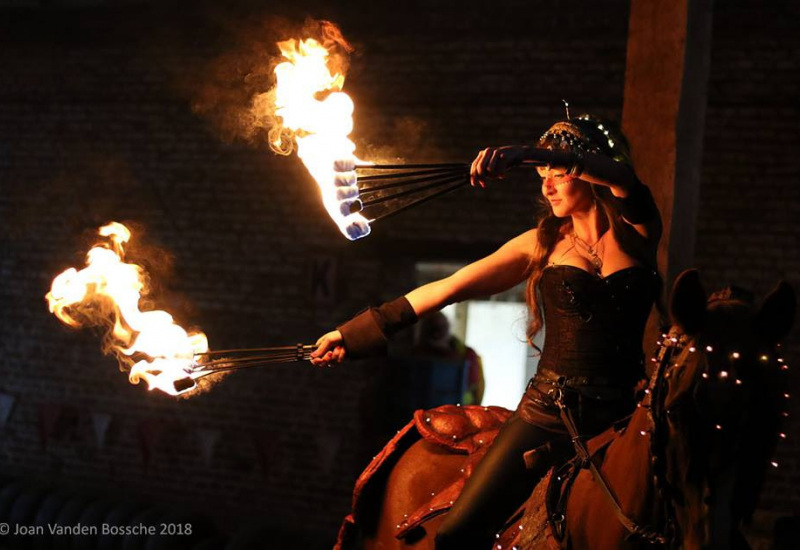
[
  {"xmin": 434, "ymin": 379, "xmax": 635, "ymax": 550},
  {"xmin": 434, "ymin": 417, "xmax": 569, "ymax": 550}
]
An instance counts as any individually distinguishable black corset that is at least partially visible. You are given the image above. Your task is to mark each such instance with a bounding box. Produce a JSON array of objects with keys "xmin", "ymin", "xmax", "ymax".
[{"xmin": 536, "ymin": 264, "xmax": 659, "ymax": 386}]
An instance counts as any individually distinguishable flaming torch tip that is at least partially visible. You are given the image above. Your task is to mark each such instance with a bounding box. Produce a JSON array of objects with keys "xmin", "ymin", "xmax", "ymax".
[
  {"xmin": 46, "ymin": 223, "xmax": 211, "ymax": 397},
  {"xmin": 268, "ymin": 34, "xmax": 371, "ymax": 240},
  {"xmin": 173, "ymin": 377, "xmax": 197, "ymax": 393}
]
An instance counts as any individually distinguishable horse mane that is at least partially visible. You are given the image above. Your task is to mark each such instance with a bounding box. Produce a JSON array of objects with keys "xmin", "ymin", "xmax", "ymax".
[{"xmin": 707, "ymin": 285, "xmax": 754, "ymax": 306}]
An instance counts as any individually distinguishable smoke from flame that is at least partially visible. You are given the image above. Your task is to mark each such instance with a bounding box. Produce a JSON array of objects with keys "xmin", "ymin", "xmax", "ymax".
[
  {"xmin": 46, "ymin": 222, "xmax": 208, "ymax": 396},
  {"xmin": 253, "ymin": 20, "xmax": 370, "ymax": 240},
  {"xmin": 262, "ymin": 20, "xmax": 353, "ymax": 156}
]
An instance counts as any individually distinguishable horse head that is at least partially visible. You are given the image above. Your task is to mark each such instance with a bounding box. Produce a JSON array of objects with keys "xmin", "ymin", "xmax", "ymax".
[{"xmin": 655, "ymin": 269, "xmax": 795, "ymax": 549}]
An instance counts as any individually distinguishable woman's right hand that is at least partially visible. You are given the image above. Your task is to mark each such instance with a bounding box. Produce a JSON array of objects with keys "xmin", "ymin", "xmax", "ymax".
[
  {"xmin": 310, "ymin": 330, "xmax": 346, "ymax": 367},
  {"xmin": 470, "ymin": 146, "xmax": 527, "ymax": 187}
]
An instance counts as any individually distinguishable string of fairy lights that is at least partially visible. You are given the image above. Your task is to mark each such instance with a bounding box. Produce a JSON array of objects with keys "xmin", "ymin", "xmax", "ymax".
[{"xmin": 648, "ymin": 331, "xmax": 789, "ymax": 468}]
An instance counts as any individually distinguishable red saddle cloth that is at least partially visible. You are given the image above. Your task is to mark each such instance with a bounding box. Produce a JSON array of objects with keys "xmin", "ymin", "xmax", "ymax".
[{"xmin": 334, "ymin": 404, "xmax": 512, "ymax": 549}]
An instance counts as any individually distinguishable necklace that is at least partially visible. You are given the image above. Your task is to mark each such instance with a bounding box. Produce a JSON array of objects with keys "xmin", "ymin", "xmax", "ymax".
[{"xmin": 570, "ymin": 231, "xmax": 604, "ymax": 275}]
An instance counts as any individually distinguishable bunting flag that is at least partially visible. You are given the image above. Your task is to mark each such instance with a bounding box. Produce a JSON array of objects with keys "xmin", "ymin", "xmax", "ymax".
[
  {"xmin": 137, "ymin": 418, "xmax": 167, "ymax": 472},
  {"xmin": 252, "ymin": 431, "xmax": 285, "ymax": 479},
  {"xmin": 315, "ymin": 433, "xmax": 341, "ymax": 475},
  {"xmin": 37, "ymin": 402, "xmax": 62, "ymax": 451},
  {"xmin": 197, "ymin": 429, "xmax": 220, "ymax": 467},
  {"xmin": 91, "ymin": 412, "xmax": 112, "ymax": 449},
  {"xmin": 0, "ymin": 393, "xmax": 15, "ymax": 430}
]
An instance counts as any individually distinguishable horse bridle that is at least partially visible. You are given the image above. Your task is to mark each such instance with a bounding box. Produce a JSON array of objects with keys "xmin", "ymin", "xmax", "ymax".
[
  {"xmin": 552, "ymin": 330, "xmax": 689, "ymax": 546},
  {"xmin": 645, "ymin": 330, "xmax": 690, "ymax": 546}
]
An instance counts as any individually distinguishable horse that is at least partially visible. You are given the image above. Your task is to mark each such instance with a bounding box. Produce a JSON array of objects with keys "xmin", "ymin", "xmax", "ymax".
[{"xmin": 334, "ymin": 270, "xmax": 795, "ymax": 550}]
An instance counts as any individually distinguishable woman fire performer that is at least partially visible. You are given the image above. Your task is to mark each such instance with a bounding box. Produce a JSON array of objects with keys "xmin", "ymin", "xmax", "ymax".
[{"xmin": 312, "ymin": 114, "xmax": 663, "ymax": 549}]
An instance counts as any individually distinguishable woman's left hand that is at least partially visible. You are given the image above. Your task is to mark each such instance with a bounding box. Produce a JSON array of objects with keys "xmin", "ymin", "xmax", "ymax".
[{"xmin": 470, "ymin": 146, "xmax": 526, "ymax": 187}]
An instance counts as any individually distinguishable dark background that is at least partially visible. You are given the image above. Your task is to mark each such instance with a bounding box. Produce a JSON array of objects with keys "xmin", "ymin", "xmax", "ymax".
[{"xmin": 0, "ymin": 0, "xmax": 798, "ymax": 547}]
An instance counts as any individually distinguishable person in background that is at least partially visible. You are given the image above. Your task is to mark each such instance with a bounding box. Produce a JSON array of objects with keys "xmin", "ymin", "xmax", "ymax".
[{"xmin": 414, "ymin": 311, "xmax": 484, "ymax": 406}]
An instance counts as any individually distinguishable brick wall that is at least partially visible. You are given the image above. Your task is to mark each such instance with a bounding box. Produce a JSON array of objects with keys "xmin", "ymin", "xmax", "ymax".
[
  {"xmin": 0, "ymin": 0, "xmax": 796, "ymax": 545},
  {"xmin": 694, "ymin": 1, "xmax": 800, "ymax": 517}
]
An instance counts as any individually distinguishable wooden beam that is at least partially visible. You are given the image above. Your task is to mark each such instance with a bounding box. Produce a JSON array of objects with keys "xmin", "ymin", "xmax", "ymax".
[
  {"xmin": 623, "ymin": 0, "xmax": 713, "ymax": 284},
  {"xmin": 622, "ymin": 0, "xmax": 713, "ymax": 346}
]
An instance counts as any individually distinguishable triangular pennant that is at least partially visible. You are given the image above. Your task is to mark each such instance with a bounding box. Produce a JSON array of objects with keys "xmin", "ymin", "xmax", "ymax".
[
  {"xmin": 137, "ymin": 418, "xmax": 165, "ymax": 472},
  {"xmin": 315, "ymin": 433, "xmax": 341, "ymax": 474},
  {"xmin": 38, "ymin": 403, "xmax": 62, "ymax": 451},
  {"xmin": 0, "ymin": 393, "xmax": 16, "ymax": 430},
  {"xmin": 252, "ymin": 431, "xmax": 283, "ymax": 479},
  {"xmin": 91, "ymin": 412, "xmax": 112, "ymax": 449},
  {"xmin": 197, "ymin": 429, "xmax": 220, "ymax": 467}
]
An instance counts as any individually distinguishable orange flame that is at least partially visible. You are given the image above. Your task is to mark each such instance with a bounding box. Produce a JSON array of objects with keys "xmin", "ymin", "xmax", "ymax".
[
  {"xmin": 45, "ymin": 223, "xmax": 208, "ymax": 396},
  {"xmin": 265, "ymin": 32, "xmax": 370, "ymax": 240}
]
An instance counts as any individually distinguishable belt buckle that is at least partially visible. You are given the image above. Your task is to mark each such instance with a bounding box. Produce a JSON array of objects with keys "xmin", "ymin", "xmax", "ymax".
[{"xmin": 547, "ymin": 386, "xmax": 564, "ymax": 403}]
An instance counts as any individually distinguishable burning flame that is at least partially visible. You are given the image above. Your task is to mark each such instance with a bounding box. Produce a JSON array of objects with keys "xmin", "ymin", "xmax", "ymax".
[
  {"xmin": 265, "ymin": 29, "xmax": 370, "ymax": 240},
  {"xmin": 46, "ymin": 223, "xmax": 208, "ymax": 396}
]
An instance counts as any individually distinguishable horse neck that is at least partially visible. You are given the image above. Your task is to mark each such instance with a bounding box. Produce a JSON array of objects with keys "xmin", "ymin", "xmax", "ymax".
[
  {"xmin": 600, "ymin": 403, "xmax": 662, "ymax": 526},
  {"xmin": 604, "ymin": 338, "xmax": 695, "ymax": 538}
]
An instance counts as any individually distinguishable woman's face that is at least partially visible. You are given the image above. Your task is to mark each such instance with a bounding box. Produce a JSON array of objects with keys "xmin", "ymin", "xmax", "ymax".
[{"xmin": 537, "ymin": 166, "xmax": 594, "ymax": 218}]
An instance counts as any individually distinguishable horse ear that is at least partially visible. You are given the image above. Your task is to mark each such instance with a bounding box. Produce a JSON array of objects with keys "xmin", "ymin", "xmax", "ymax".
[
  {"xmin": 756, "ymin": 281, "xmax": 796, "ymax": 344},
  {"xmin": 670, "ymin": 269, "xmax": 707, "ymax": 335}
]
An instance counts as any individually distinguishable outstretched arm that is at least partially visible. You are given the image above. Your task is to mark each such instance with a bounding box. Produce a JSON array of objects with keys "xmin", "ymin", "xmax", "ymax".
[
  {"xmin": 311, "ymin": 229, "xmax": 538, "ymax": 366},
  {"xmin": 406, "ymin": 228, "xmax": 537, "ymax": 315}
]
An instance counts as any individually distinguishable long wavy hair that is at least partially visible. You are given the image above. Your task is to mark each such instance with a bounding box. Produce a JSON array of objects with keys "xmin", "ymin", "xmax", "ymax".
[{"xmin": 524, "ymin": 116, "xmax": 665, "ymax": 350}]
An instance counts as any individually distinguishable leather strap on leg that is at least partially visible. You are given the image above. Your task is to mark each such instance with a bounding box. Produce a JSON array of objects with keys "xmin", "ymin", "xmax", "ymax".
[{"xmin": 553, "ymin": 391, "xmax": 667, "ymax": 545}]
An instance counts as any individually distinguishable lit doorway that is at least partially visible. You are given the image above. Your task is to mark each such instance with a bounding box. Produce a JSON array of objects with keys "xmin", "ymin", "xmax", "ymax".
[{"xmin": 416, "ymin": 263, "xmax": 543, "ymax": 410}]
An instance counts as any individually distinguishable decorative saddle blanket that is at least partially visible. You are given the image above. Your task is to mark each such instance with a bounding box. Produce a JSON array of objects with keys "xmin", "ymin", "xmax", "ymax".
[
  {"xmin": 334, "ymin": 404, "xmax": 511, "ymax": 549},
  {"xmin": 414, "ymin": 404, "xmax": 512, "ymax": 454}
]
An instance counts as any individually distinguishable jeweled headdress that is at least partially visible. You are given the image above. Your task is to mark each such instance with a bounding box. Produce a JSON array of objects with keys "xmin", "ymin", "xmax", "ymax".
[{"xmin": 539, "ymin": 104, "xmax": 632, "ymax": 165}]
